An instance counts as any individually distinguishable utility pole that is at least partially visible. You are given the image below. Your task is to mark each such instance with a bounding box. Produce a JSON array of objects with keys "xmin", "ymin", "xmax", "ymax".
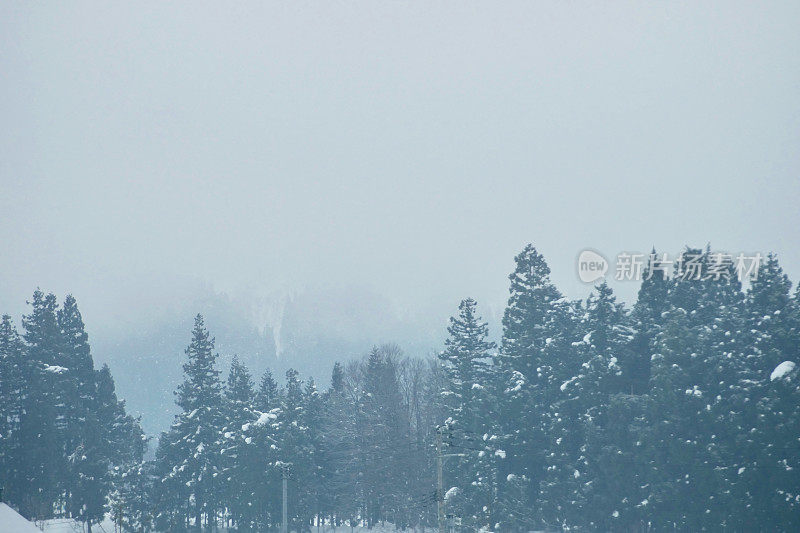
[
  {"xmin": 437, "ymin": 426, "xmax": 445, "ymax": 533},
  {"xmin": 282, "ymin": 464, "xmax": 289, "ymax": 533}
]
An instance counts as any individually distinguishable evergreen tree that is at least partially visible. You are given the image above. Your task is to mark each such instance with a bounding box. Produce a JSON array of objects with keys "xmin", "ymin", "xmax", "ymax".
[
  {"xmin": 744, "ymin": 255, "xmax": 800, "ymax": 530},
  {"xmin": 639, "ymin": 248, "xmax": 753, "ymax": 530},
  {"xmin": 627, "ymin": 249, "xmax": 671, "ymax": 394},
  {"xmin": 95, "ymin": 364, "xmax": 142, "ymax": 470},
  {"xmin": 227, "ymin": 365, "xmax": 288, "ymax": 530},
  {"xmin": 755, "ymin": 357, "xmax": 800, "ymax": 530},
  {"xmin": 330, "ymin": 361, "xmax": 345, "ymax": 392},
  {"xmin": 640, "ymin": 306, "xmax": 705, "ymax": 529},
  {"xmin": 58, "ymin": 295, "xmax": 108, "ymax": 531},
  {"xmin": 319, "ymin": 362, "xmax": 361, "ymax": 528},
  {"xmin": 746, "ymin": 253, "xmax": 800, "ymax": 377},
  {"xmin": 577, "ymin": 282, "xmax": 630, "ymax": 400},
  {"xmin": 152, "ymin": 424, "xmax": 190, "ymax": 531},
  {"xmin": 221, "ymin": 356, "xmax": 257, "ymax": 530},
  {"xmin": 543, "ymin": 282, "xmax": 632, "ymax": 530},
  {"xmin": 19, "ymin": 289, "xmax": 66, "ymax": 518},
  {"xmin": 238, "ymin": 393, "xmax": 282, "ymax": 530},
  {"xmin": 439, "ymin": 299, "xmax": 495, "ymax": 432},
  {"xmin": 361, "ymin": 347, "xmax": 413, "ymax": 527},
  {"xmin": 0, "ymin": 292, "xmax": 142, "ymax": 527},
  {"xmin": 255, "ymin": 368, "xmax": 280, "ymax": 412},
  {"xmin": 438, "ymin": 298, "xmax": 497, "ymax": 529},
  {"xmin": 225, "ymin": 355, "xmax": 254, "ymax": 408},
  {"xmin": 275, "ymin": 368, "xmax": 313, "ymax": 530},
  {"xmin": 0, "ymin": 315, "xmax": 27, "ymax": 508},
  {"xmin": 154, "ymin": 315, "xmax": 225, "ymax": 530},
  {"xmin": 303, "ymin": 378, "xmax": 324, "ymax": 528},
  {"xmin": 107, "ymin": 404, "xmax": 150, "ymax": 533},
  {"xmin": 110, "ymin": 455, "xmax": 154, "ymax": 533},
  {"xmin": 494, "ymin": 245, "xmax": 576, "ymax": 530},
  {"xmin": 95, "ymin": 362, "xmax": 149, "ymax": 532}
]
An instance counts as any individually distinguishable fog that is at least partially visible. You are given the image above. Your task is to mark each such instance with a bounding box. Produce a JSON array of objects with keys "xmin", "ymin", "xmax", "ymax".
[{"xmin": 2, "ymin": 1, "xmax": 799, "ymax": 432}]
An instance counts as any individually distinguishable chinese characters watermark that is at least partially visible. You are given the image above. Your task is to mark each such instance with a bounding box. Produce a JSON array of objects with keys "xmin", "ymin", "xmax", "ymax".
[{"xmin": 577, "ymin": 250, "xmax": 762, "ymax": 283}]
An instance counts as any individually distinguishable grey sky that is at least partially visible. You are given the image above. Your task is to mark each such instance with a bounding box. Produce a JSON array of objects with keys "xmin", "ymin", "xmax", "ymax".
[{"xmin": 2, "ymin": 1, "xmax": 799, "ymax": 356}]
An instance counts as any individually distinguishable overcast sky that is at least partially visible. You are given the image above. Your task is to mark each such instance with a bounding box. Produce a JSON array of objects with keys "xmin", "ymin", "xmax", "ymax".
[{"xmin": 2, "ymin": 2, "xmax": 799, "ymax": 348}]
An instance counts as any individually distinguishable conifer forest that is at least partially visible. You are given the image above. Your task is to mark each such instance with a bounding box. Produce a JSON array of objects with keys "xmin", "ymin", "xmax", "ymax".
[
  {"xmin": 2, "ymin": 247, "xmax": 799, "ymax": 531},
  {"xmin": 2, "ymin": 2, "xmax": 799, "ymax": 532}
]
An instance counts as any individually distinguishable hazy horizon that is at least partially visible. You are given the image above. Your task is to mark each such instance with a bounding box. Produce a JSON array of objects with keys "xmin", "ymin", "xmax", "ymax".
[{"xmin": 2, "ymin": 1, "xmax": 799, "ymax": 432}]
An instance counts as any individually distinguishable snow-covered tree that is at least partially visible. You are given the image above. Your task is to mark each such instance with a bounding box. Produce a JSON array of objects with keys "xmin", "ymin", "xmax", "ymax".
[
  {"xmin": 545, "ymin": 282, "xmax": 632, "ymax": 530},
  {"xmin": 275, "ymin": 368, "xmax": 313, "ymax": 529},
  {"xmin": 58, "ymin": 295, "xmax": 109, "ymax": 531},
  {"xmin": 0, "ymin": 315, "xmax": 28, "ymax": 509},
  {"xmin": 494, "ymin": 245, "xmax": 577, "ymax": 530},
  {"xmin": 219, "ymin": 355, "xmax": 257, "ymax": 529},
  {"xmin": 154, "ymin": 314, "xmax": 225, "ymax": 530},
  {"xmin": 627, "ymin": 249, "xmax": 671, "ymax": 394},
  {"xmin": 255, "ymin": 367, "xmax": 280, "ymax": 412},
  {"xmin": 319, "ymin": 362, "xmax": 362, "ymax": 527},
  {"xmin": 19, "ymin": 289, "xmax": 66, "ymax": 518},
  {"xmin": 756, "ymin": 359, "xmax": 800, "ymax": 530},
  {"xmin": 438, "ymin": 298, "xmax": 497, "ymax": 529}
]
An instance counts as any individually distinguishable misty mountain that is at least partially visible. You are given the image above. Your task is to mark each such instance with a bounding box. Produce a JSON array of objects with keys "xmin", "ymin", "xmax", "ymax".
[{"xmin": 92, "ymin": 284, "xmax": 445, "ymax": 435}]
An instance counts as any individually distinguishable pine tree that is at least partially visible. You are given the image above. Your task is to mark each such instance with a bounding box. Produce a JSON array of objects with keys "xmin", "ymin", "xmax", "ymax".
[
  {"xmin": 627, "ymin": 249, "xmax": 671, "ymax": 394},
  {"xmin": 226, "ymin": 355, "xmax": 254, "ymax": 408},
  {"xmin": 438, "ymin": 298, "xmax": 497, "ymax": 529},
  {"xmin": 106, "ymin": 400, "xmax": 150, "ymax": 533},
  {"xmin": 239, "ymin": 390, "xmax": 283, "ymax": 530},
  {"xmin": 303, "ymin": 378, "xmax": 324, "ymax": 528},
  {"xmin": 361, "ymin": 347, "xmax": 413, "ymax": 526},
  {"xmin": 154, "ymin": 314, "xmax": 225, "ymax": 530},
  {"xmin": 5, "ymin": 245, "xmax": 799, "ymax": 530},
  {"xmin": 58, "ymin": 295, "xmax": 108, "ymax": 531},
  {"xmin": 756, "ymin": 356, "xmax": 800, "ymax": 530},
  {"xmin": 4, "ymin": 292, "xmax": 141, "ymax": 524},
  {"xmin": 746, "ymin": 253, "xmax": 800, "ymax": 377},
  {"xmin": 94, "ymin": 364, "xmax": 142, "ymax": 470},
  {"xmin": 274, "ymin": 368, "xmax": 313, "ymax": 530},
  {"xmin": 744, "ymin": 255, "xmax": 800, "ymax": 530},
  {"xmin": 640, "ymin": 306, "xmax": 703, "ymax": 529},
  {"xmin": 545, "ymin": 282, "xmax": 632, "ymax": 530},
  {"xmin": 0, "ymin": 315, "xmax": 27, "ymax": 509},
  {"xmin": 638, "ymin": 248, "xmax": 753, "ymax": 529},
  {"xmin": 255, "ymin": 368, "xmax": 280, "ymax": 412},
  {"xmin": 95, "ymin": 362, "xmax": 148, "ymax": 533},
  {"xmin": 19, "ymin": 289, "xmax": 66, "ymax": 518},
  {"xmin": 439, "ymin": 298, "xmax": 495, "ymax": 432},
  {"xmin": 57, "ymin": 295, "xmax": 95, "ymax": 424},
  {"xmin": 110, "ymin": 454, "xmax": 154, "ymax": 533},
  {"xmin": 331, "ymin": 361, "xmax": 344, "ymax": 392},
  {"xmin": 235, "ymin": 365, "xmax": 286, "ymax": 530},
  {"xmin": 152, "ymin": 423, "xmax": 190, "ymax": 532},
  {"xmin": 494, "ymin": 245, "xmax": 576, "ymax": 530},
  {"xmin": 577, "ymin": 282, "xmax": 630, "ymax": 400},
  {"xmin": 66, "ymin": 410, "xmax": 109, "ymax": 532},
  {"xmin": 319, "ymin": 362, "xmax": 361, "ymax": 528},
  {"xmin": 221, "ymin": 356, "xmax": 257, "ymax": 529}
]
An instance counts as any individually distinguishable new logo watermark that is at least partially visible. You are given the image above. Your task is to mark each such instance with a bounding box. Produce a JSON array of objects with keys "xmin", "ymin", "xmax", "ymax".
[
  {"xmin": 577, "ymin": 249, "xmax": 609, "ymax": 283},
  {"xmin": 576, "ymin": 250, "xmax": 763, "ymax": 283}
]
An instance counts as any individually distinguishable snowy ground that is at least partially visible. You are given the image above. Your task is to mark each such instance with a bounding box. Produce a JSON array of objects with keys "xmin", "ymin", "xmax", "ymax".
[
  {"xmin": 292, "ymin": 522, "xmax": 436, "ymax": 532},
  {"xmin": 28, "ymin": 518, "xmax": 433, "ymax": 533},
  {"xmin": 35, "ymin": 517, "xmax": 116, "ymax": 533},
  {"xmin": 0, "ymin": 503, "xmax": 41, "ymax": 533}
]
